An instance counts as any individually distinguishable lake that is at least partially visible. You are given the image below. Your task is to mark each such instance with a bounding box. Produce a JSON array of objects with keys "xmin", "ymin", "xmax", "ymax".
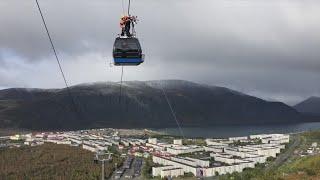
[{"xmin": 156, "ymin": 122, "xmax": 320, "ymax": 138}]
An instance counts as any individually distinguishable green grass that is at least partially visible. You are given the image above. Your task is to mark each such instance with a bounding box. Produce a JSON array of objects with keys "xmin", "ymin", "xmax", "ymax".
[
  {"xmin": 278, "ymin": 155, "xmax": 320, "ymax": 176},
  {"xmin": 142, "ymin": 156, "xmax": 155, "ymax": 179},
  {"xmin": 301, "ymin": 131, "xmax": 320, "ymax": 149}
]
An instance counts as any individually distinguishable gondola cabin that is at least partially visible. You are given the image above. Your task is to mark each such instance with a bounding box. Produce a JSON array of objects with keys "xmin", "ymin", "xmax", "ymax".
[{"xmin": 113, "ymin": 37, "xmax": 144, "ymax": 66}]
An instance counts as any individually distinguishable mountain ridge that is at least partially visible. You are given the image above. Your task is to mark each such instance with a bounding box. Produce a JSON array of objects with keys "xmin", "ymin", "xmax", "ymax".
[
  {"xmin": 0, "ymin": 80, "xmax": 314, "ymax": 131},
  {"xmin": 294, "ymin": 96, "xmax": 320, "ymax": 115}
]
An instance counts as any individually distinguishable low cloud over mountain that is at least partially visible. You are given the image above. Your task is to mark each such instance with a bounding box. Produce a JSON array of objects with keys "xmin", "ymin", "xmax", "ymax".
[{"xmin": 0, "ymin": 80, "xmax": 312, "ymax": 131}]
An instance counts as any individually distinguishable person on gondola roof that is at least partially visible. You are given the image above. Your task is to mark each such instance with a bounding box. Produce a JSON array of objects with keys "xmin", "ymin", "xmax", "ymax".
[{"xmin": 120, "ymin": 15, "xmax": 137, "ymax": 37}]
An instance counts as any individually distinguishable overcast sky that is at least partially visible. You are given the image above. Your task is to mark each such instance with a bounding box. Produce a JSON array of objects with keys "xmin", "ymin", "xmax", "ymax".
[{"xmin": 0, "ymin": 0, "xmax": 319, "ymax": 105}]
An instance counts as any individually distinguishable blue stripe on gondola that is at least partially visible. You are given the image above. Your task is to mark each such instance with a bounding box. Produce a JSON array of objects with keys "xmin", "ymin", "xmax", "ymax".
[{"xmin": 114, "ymin": 58, "xmax": 143, "ymax": 63}]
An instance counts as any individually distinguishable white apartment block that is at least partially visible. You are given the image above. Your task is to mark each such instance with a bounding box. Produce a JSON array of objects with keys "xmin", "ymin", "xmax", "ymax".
[
  {"xmin": 204, "ymin": 145, "xmax": 225, "ymax": 153},
  {"xmin": 229, "ymin": 136, "xmax": 248, "ymax": 141},
  {"xmin": 166, "ymin": 145, "xmax": 204, "ymax": 155},
  {"xmin": 148, "ymin": 138, "xmax": 157, "ymax": 144},
  {"xmin": 152, "ymin": 166, "xmax": 184, "ymax": 178},
  {"xmin": 173, "ymin": 139, "xmax": 183, "ymax": 145}
]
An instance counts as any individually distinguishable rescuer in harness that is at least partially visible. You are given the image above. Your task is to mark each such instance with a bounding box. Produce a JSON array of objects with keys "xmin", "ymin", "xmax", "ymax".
[{"xmin": 120, "ymin": 15, "xmax": 137, "ymax": 37}]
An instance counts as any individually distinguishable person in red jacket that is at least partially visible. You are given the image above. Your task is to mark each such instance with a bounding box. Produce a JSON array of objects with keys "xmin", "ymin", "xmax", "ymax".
[{"xmin": 120, "ymin": 15, "xmax": 137, "ymax": 37}]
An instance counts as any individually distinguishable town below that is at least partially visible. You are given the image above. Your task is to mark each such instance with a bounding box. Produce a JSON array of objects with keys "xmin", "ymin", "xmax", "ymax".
[{"xmin": 1, "ymin": 128, "xmax": 319, "ymax": 179}]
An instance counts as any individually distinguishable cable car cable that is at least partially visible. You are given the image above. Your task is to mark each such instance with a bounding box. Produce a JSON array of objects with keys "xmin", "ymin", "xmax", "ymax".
[
  {"xmin": 121, "ymin": 0, "xmax": 126, "ymax": 15},
  {"xmin": 37, "ymin": 0, "xmax": 183, "ymax": 138},
  {"xmin": 128, "ymin": 0, "xmax": 131, "ymax": 15},
  {"xmin": 117, "ymin": 1, "xmax": 184, "ymax": 138},
  {"xmin": 36, "ymin": 0, "xmax": 68, "ymax": 90},
  {"xmin": 35, "ymin": 0, "xmax": 82, "ymax": 119},
  {"xmin": 119, "ymin": 66, "xmax": 124, "ymax": 103},
  {"xmin": 159, "ymin": 82, "xmax": 185, "ymax": 139}
]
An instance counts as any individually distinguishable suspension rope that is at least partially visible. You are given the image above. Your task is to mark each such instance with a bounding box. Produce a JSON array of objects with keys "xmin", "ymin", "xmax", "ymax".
[
  {"xmin": 36, "ymin": 0, "xmax": 183, "ymax": 139},
  {"xmin": 35, "ymin": 0, "xmax": 80, "ymax": 117},
  {"xmin": 121, "ymin": 0, "xmax": 126, "ymax": 15},
  {"xmin": 159, "ymin": 82, "xmax": 185, "ymax": 139},
  {"xmin": 119, "ymin": 66, "xmax": 124, "ymax": 103},
  {"xmin": 128, "ymin": 0, "xmax": 131, "ymax": 15}
]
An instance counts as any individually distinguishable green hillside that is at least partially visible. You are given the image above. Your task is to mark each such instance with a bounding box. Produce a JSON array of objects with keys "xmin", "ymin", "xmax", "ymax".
[{"xmin": 0, "ymin": 143, "xmax": 121, "ymax": 179}]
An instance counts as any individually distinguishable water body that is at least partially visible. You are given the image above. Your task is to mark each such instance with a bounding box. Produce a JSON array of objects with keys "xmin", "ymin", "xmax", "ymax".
[{"xmin": 156, "ymin": 122, "xmax": 320, "ymax": 138}]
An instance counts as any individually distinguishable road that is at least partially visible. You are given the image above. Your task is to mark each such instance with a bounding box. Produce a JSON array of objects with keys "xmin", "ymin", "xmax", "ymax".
[
  {"xmin": 110, "ymin": 157, "xmax": 143, "ymax": 180},
  {"xmin": 266, "ymin": 134, "xmax": 301, "ymax": 171}
]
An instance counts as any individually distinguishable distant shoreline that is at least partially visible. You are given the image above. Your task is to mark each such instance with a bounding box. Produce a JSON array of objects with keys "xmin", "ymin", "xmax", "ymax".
[
  {"xmin": 2, "ymin": 122, "xmax": 320, "ymax": 138},
  {"xmin": 0, "ymin": 128, "xmax": 31, "ymax": 136}
]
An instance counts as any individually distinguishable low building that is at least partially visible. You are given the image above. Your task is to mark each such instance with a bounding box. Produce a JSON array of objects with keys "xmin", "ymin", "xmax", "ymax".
[
  {"xmin": 153, "ymin": 155, "xmax": 197, "ymax": 175},
  {"xmin": 152, "ymin": 165, "xmax": 184, "ymax": 178},
  {"xmin": 153, "ymin": 155, "xmax": 255, "ymax": 177},
  {"xmin": 69, "ymin": 137, "xmax": 82, "ymax": 144},
  {"xmin": 96, "ymin": 144, "xmax": 108, "ymax": 151},
  {"xmin": 240, "ymin": 146, "xmax": 280, "ymax": 157},
  {"xmin": 161, "ymin": 167, "xmax": 184, "ymax": 178},
  {"xmin": 10, "ymin": 134, "xmax": 23, "ymax": 141},
  {"xmin": 121, "ymin": 139, "xmax": 130, "ymax": 146},
  {"xmin": 173, "ymin": 139, "xmax": 183, "ymax": 145},
  {"xmin": 57, "ymin": 140, "xmax": 72, "ymax": 145},
  {"xmin": 229, "ymin": 136, "xmax": 248, "ymax": 141},
  {"xmin": 166, "ymin": 145, "xmax": 204, "ymax": 155},
  {"xmin": 223, "ymin": 148, "xmax": 267, "ymax": 164},
  {"xmin": 312, "ymin": 142, "xmax": 318, "ymax": 148},
  {"xmin": 251, "ymin": 134, "xmax": 290, "ymax": 144},
  {"xmin": 205, "ymin": 139, "xmax": 231, "ymax": 146},
  {"xmin": 82, "ymin": 144, "xmax": 96, "ymax": 152},
  {"xmin": 204, "ymin": 145, "xmax": 225, "ymax": 153},
  {"xmin": 148, "ymin": 138, "xmax": 157, "ymax": 144},
  {"xmin": 146, "ymin": 142, "xmax": 172, "ymax": 151}
]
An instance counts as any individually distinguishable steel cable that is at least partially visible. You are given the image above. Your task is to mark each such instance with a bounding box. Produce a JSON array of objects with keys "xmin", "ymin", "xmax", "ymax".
[{"xmin": 35, "ymin": 0, "xmax": 82, "ymax": 120}]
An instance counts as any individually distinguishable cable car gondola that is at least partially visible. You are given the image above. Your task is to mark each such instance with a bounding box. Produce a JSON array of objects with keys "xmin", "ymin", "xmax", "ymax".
[
  {"xmin": 112, "ymin": 0, "xmax": 144, "ymax": 66},
  {"xmin": 113, "ymin": 36, "xmax": 144, "ymax": 66}
]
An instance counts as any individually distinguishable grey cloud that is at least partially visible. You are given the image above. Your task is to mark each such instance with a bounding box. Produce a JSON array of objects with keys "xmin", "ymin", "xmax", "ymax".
[{"xmin": 0, "ymin": 0, "xmax": 319, "ymax": 105}]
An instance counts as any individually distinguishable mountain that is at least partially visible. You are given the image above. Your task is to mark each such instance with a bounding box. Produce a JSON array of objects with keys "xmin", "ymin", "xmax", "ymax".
[
  {"xmin": 294, "ymin": 96, "xmax": 320, "ymax": 115},
  {"xmin": 0, "ymin": 80, "xmax": 303, "ymax": 131}
]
